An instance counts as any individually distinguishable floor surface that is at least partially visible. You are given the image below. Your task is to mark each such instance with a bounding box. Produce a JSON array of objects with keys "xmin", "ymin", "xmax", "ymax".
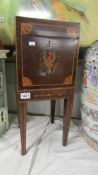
[{"xmin": 0, "ymin": 115, "xmax": 98, "ymax": 175}]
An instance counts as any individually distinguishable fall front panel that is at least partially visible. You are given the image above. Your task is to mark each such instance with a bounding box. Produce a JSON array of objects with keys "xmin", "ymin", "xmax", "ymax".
[{"xmin": 21, "ymin": 35, "xmax": 76, "ymax": 88}]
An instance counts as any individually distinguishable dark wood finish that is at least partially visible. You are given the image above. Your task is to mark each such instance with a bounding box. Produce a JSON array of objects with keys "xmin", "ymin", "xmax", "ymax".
[
  {"xmin": 51, "ymin": 100, "xmax": 56, "ymax": 123},
  {"xmin": 63, "ymin": 91, "xmax": 74, "ymax": 145},
  {"xmin": 16, "ymin": 16, "xmax": 80, "ymax": 155},
  {"xmin": 18, "ymin": 102, "xmax": 27, "ymax": 155}
]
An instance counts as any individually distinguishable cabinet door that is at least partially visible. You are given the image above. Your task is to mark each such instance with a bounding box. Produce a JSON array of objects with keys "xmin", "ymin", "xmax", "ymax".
[
  {"xmin": 16, "ymin": 17, "xmax": 80, "ymax": 90},
  {"xmin": 21, "ymin": 36, "xmax": 78, "ymax": 88}
]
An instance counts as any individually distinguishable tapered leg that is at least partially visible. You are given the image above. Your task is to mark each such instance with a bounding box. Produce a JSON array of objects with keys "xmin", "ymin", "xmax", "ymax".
[
  {"xmin": 63, "ymin": 94, "xmax": 74, "ymax": 146},
  {"xmin": 51, "ymin": 100, "xmax": 56, "ymax": 123},
  {"xmin": 16, "ymin": 93, "xmax": 20, "ymax": 128},
  {"xmin": 17, "ymin": 101, "xmax": 20, "ymax": 128},
  {"xmin": 18, "ymin": 101, "xmax": 27, "ymax": 155}
]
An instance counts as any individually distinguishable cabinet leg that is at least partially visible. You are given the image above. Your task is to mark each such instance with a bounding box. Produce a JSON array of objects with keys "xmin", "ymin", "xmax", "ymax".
[
  {"xmin": 63, "ymin": 95, "xmax": 74, "ymax": 146},
  {"xmin": 17, "ymin": 102, "xmax": 20, "ymax": 128},
  {"xmin": 51, "ymin": 100, "xmax": 56, "ymax": 123},
  {"xmin": 16, "ymin": 95, "xmax": 20, "ymax": 128},
  {"xmin": 18, "ymin": 102, "xmax": 27, "ymax": 155}
]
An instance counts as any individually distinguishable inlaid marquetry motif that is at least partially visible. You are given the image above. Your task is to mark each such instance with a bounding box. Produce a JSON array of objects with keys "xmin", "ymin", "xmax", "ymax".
[
  {"xmin": 22, "ymin": 76, "xmax": 32, "ymax": 86},
  {"xmin": 40, "ymin": 41, "xmax": 56, "ymax": 75},
  {"xmin": 21, "ymin": 23, "xmax": 33, "ymax": 35},
  {"xmin": 66, "ymin": 27, "xmax": 76, "ymax": 38},
  {"xmin": 64, "ymin": 75, "xmax": 72, "ymax": 84}
]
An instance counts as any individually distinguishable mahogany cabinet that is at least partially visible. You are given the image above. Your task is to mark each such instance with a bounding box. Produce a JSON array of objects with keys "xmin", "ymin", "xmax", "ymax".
[{"xmin": 16, "ymin": 16, "xmax": 80, "ymax": 155}]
